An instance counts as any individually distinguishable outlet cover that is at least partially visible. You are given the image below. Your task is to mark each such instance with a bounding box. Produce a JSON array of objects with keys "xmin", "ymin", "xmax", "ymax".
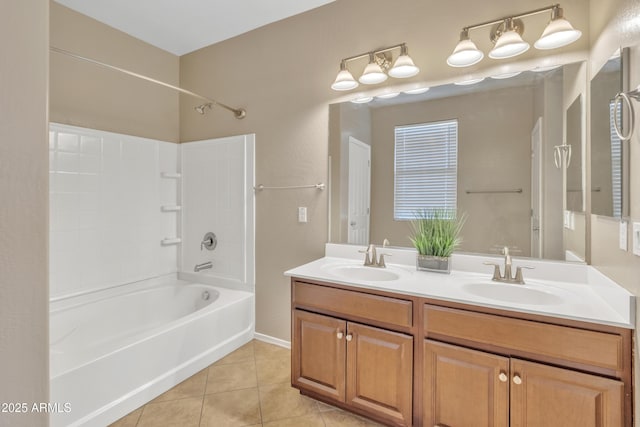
[
  {"xmin": 633, "ymin": 222, "xmax": 640, "ymax": 257},
  {"xmin": 620, "ymin": 221, "xmax": 628, "ymax": 251}
]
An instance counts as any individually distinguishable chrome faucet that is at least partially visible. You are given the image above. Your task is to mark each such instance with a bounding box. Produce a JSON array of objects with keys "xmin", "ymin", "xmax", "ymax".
[
  {"xmin": 484, "ymin": 246, "xmax": 533, "ymax": 284},
  {"xmin": 359, "ymin": 239, "xmax": 391, "ymax": 268},
  {"xmin": 194, "ymin": 261, "xmax": 213, "ymax": 272}
]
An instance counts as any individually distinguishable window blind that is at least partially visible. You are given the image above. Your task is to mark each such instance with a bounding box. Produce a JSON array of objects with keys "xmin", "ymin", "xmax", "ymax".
[
  {"xmin": 609, "ymin": 101, "xmax": 622, "ymax": 217},
  {"xmin": 394, "ymin": 119, "xmax": 458, "ymax": 220}
]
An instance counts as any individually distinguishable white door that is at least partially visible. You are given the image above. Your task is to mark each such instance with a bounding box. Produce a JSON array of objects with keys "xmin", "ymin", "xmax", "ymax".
[
  {"xmin": 531, "ymin": 118, "xmax": 543, "ymax": 258},
  {"xmin": 347, "ymin": 137, "xmax": 371, "ymax": 245}
]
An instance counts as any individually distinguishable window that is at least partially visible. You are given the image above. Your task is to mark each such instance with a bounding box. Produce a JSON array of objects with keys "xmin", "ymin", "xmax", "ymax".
[{"xmin": 394, "ymin": 119, "xmax": 458, "ymax": 220}]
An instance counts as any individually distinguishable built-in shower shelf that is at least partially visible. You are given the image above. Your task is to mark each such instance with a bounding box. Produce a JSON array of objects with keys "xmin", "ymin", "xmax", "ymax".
[
  {"xmin": 161, "ymin": 205, "xmax": 182, "ymax": 212},
  {"xmin": 161, "ymin": 172, "xmax": 182, "ymax": 179},
  {"xmin": 161, "ymin": 238, "xmax": 182, "ymax": 246}
]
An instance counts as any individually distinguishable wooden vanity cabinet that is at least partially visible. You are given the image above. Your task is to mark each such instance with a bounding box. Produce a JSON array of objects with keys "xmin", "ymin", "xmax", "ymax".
[
  {"xmin": 292, "ymin": 281, "xmax": 415, "ymax": 426},
  {"xmin": 424, "ymin": 340, "xmax": 624, "ymax": 427},
  {"xmin": 290, "ymin": 278, "xmax": 633, "ymax": 427},
  {"xmin": 424, "ymin": 304, "xmax": 630, "ymax": 427}
]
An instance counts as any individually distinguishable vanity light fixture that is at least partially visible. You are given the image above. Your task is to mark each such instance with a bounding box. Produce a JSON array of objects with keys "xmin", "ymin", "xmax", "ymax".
[
  {"xmin": 447, "ymin": 4, "xmax": 581, "ymax": 67},
  {"xmin": 454, "ymin": 77, "xmax": 485, "ymax": 86},
  {"xmin": 376, "ymin": 92, "xmax": 400, "ymax": 99},
  {"xmin": 350, "ymin": 96, "xmax": 374, "ymax": 104},
  {"xmin": 403, "ymin": 87, "xmax": 430, "ymax": 95},
  {"xmin": 331, "ymin": 61, "xmax": 359, "ymax": 91},
  {"xmin": 491, "ymin": 70, "xmax": 522, "ymax": 79},
  {"xmin": 332, "ymin": 43, "xmax": 419, "ymax": 91}
]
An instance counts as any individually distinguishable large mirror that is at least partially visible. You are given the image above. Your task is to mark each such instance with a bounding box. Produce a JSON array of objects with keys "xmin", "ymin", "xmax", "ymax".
[
  {"xmin": 590, "ymin": 51, "xmax": 624, "ymax": 218},
  {"xmin": 329, "ymin": 62, "xmax": 587, "ymax": 262}
]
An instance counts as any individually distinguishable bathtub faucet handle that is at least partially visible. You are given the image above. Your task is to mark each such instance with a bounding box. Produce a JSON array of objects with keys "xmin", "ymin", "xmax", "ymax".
[{"xmin": 200, "ymin": 232, "xmax": 217, "ymax": 251}]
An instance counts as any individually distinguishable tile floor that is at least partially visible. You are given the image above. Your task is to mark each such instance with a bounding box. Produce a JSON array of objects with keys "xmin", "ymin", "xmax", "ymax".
[{"xmin": 109, "ymin": 340, "xmax": 384, "ymax": 427}]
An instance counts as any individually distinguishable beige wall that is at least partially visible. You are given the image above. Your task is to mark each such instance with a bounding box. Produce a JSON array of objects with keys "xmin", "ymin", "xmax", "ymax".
[
  {"xmin": 588, "ymin": 1, "xmax": 640, "ymax": 424},
  {"xmin": 369, "ymin": 86, "xmax": 535, "ymax": 255},
  {"xmin": 179, "ymin": 0, "xmax": 589, "ymax": 341},
  {"xmin": 49, "ymin": 2, "xmax": 180, "ymax": 142},
  {"xmin": 0, "ymin": 1, "xmax": 49, "ymax": 426}
]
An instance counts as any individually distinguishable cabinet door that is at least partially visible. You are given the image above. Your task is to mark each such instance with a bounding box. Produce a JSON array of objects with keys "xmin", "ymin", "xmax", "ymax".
[
  {"xmin": 346, "ymin": 322, "xmax": 413, "ymax": 426},
  {"xmin": 423, "ymin": 340, "xmax": 509, "ymax": 427},
  {"xmin": 292, "ymin": 310, "xmax": 346, "ymax": 401},
  {"xmin": 510, "ymin": 358, "xmax": 624, "ymax": 427}
]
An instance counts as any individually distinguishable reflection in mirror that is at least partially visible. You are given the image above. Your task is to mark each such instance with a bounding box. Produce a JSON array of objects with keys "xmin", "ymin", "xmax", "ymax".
[
  {"xmin": 329, "ymin": 62, "xmax": 587, "ymax": 262},
  {"xmin": 590, "ymin": 51, "xmax": 623, "ymax": 217},
  {"xmin": 565, "ymin": 95, "xmax": 583, "ymax": 212}
]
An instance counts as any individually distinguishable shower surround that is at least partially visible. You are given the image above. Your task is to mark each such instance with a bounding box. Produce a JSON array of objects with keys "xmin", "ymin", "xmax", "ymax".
[{"xmin": 48, "ymin": 124, "xmax": 255, "ymax": 426}]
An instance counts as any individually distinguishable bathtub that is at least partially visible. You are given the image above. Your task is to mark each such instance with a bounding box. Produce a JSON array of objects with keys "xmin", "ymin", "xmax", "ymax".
[{"xmin": 49, "ymin": 277, "xmax": 254, "ymax": 427}]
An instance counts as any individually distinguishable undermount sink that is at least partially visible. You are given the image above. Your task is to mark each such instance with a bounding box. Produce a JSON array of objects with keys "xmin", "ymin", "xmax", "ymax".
[
  {"xmin": 461, "ymin": 282, "xmax": 565, "ymax": 306},
  {"xmin": 323, "ymin": 264, "xmax": 402, "ymax": 282}
]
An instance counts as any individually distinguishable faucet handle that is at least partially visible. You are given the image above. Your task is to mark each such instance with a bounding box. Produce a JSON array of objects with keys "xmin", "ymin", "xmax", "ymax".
[
  {"xmin": 377, "ymin": 253, "xmax": 392, "ymax": 268},
  {"xmin": 514, "ymin": 266, "xmax": 534, "ymax": 284},
  {"xmin": 359, "ymin": 247, "xmax": 372, "ymax": 266},
  {"xmin": 484, "ymin": 262, "xmax": 503, "ymax": 280}
]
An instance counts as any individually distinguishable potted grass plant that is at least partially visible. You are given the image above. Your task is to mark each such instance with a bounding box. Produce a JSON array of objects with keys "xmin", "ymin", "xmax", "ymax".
[{"xmin": 409, "ymin": 208, "xmax": 466, "ymax": 274}]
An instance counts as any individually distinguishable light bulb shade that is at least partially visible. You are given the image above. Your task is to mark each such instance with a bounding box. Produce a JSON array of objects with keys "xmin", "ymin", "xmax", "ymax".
[
  {"xmin": 359, "ymin": 61, "xmax": 387, "ymax": 84},
  {"xmin": 376, "ymin": 92, "xmax": 400, "ymax": 99},
  {"xmin": 447, "ymin": 38, "xmax": 484, "ymax": 67},
  {"xmin": 388, "ymin": 55, "xmax": 419, "ymax": 78},
  {"xmin": 534, "ymin": 17, "xmax": 582, "ymax": 49},
  {"xmin": 403, "ymin": 87, "xmax": 430, "ymax": 95},
  {"xmin": 489, "ymin": 30, "xmax": 530, "ymax": 59},
  {"xmin": 350, "ymin": 96, "xmax": 373, "ymax": 104},
  {"xmin": 331, "ymin": 69, "xmax": 358, "ymax": 91}
]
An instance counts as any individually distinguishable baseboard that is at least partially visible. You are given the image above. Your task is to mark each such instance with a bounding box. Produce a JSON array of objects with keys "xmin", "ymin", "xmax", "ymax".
[{"xmin": 254, "ymin": 332, "xmax": 291, "ymax": 349}]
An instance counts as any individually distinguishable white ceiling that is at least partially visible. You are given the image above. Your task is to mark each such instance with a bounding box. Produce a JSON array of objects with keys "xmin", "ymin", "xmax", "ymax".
[{"xmin": 54, "ymin": 0, "xmax": 336, "ymax": 56}]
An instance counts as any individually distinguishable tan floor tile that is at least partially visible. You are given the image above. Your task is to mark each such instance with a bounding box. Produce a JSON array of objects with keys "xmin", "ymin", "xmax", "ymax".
[
  {"xmin": 206, "ymin": 360, "xmax": 258, "ymax": 394},
  {"xmin": 200, "ymin": 387, "xmax": 262, "ymax": 427},
  {"xmin": 259, "ymin": 382, "xmax": 318, "ymax": 423},
  {"xmin": 137, "ymin": 397, "xmax": 203, "ymax": 427},
  {"xmin": 108, "ymin": 406, "xmax": 143, "ymax": 427},
  {"xmin": 262, "ymin": 413, "xmax": 325, "ymax": 427},
  {"xmin": 151, "ymin": 369, "xmax": 208, "ymax": 403},
  {"xmin": 322, "ymin": 409, "xmax": 386, "ymax": 427},
  {"xmin": 316, "ymin": 400, "xmax": 339, "ymax": 412},
  {"xmin": 214, "ymin": 341, "xmax": 255, "ymax": 365},
  {"xmin": 256, "ymin": 354, "xmax": 290, "ymax": 385},
  {"xmin": 253, "ymin": 340, "xmax": 290, "ymax": 360}
]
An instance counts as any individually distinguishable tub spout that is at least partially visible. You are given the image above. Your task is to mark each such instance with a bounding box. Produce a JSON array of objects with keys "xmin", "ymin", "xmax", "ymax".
[{"xmin": 194, "ymin": 261, "xmax": 213, "ymax": 272}]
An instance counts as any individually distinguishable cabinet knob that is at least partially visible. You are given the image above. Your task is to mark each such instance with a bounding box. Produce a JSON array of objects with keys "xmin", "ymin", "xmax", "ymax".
[
  {"xmin": 498, "ymin": 372, "xmax": 508, "ymax": 382},
  {"xmin": 513, "ymin": 374, "xmax": 522, "ymax": 385},
  {"xmin": 336, "ymin": 331, "xmax": 344, "ymax": 340},
  {"xmin": 345, "ymin": 334, "xmax": 353, "ymax": 342}
]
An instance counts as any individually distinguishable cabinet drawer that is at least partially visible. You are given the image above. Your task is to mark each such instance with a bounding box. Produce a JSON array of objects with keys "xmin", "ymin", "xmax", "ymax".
[
  {"xmin": 293, "ymin": 281, "xmax": 413, "ymax": 329},
  {"xmin": 424, "ymin": 305, "xmax": 624, "ymax": 373}
]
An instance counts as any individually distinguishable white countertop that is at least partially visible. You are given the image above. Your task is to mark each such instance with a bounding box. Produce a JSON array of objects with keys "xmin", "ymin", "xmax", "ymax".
[{"xmin": 284, "ymin": 244, "xmax": 635, "ymax": 329}]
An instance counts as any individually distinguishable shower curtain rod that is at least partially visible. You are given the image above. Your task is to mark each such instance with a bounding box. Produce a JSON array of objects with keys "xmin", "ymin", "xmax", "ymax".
[{"xmin": 50, "ymin": 46, "xmax": 246, "ymax": 119}]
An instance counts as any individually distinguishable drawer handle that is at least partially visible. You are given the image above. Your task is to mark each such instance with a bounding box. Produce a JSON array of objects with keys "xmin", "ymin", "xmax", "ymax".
[
  {"xmin": 513, "ymin": 374, "xmax": 522, "ymax": 385},
  {"xmin": 498, "ymin": 372, "xmax": 508, "ymax": 382},
  {"xmin": 336, "ymin": 331, "xmax": 344, "ymax": 340},
  {"xmin": 346, "ymin": 333, "xmax": 353, "ymax": 342}
]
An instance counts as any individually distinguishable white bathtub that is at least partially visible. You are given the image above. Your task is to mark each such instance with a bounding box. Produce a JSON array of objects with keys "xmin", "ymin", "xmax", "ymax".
[{"xmin": 50, "ymin": 277, "xmax": 254, "ymax": 427}]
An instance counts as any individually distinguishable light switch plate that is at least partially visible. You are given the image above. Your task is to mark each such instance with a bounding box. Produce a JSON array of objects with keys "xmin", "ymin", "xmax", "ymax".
[
  {"xmin": 298, "ymin": 207, "xmax": 307, "ymax": 223},
  {"xmin": 633, "ymin": 222, "xmax": 640, "ymax": 257},
  {"xmin": 619, "ymin": 220, "xmax": 628, "ymax": 251}
]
